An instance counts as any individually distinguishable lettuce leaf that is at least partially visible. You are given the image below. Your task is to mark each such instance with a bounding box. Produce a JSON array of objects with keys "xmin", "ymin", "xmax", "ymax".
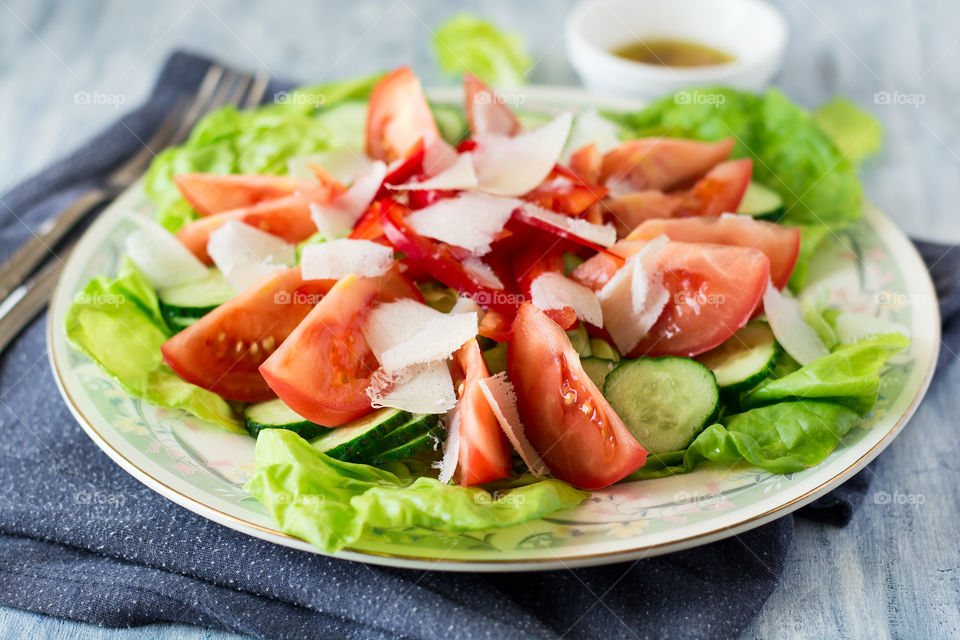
[
  {"xmin": 244, "ymin": 429, "xmax": 588, "ymax": 552},
  {"xmin": 64, "ymin": 258, "xmax": 243, "ymax": 432},
  {"xmin": 744, "ymin": 333, "xmax": 909, "ymax": 415},
  {"xmin": 813, "ymin": 97, "xmax": 882, "ymax": 166},
  {"xmin": 432, "ymin": 14, "xmax": 532, "ymax": 86},
  {"xmin": 144, "ymin": 75, "xmax": 382, "ymax": 232}
]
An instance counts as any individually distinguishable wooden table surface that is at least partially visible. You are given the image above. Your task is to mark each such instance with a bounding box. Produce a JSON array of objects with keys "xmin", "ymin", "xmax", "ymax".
[{"xmin": 1, "ymin": 0, "xmax": 958, "ymax": 638}]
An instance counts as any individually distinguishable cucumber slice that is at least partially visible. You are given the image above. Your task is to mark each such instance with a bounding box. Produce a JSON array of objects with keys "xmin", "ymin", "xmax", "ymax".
[
  {"xmin": 581, "ymin": 357, "xmax": 617, "ymax": 389},
  {"xmin": 588, "ymin": 338, "xmax": 621, "ymax": 362},
  {"xmin": 430, "ymin": 103, "xmax": 468, "ymax": 144},
  {"xmin": 370, "ymin": 431, "xmax": 441, "ymax": 464},
  {"xmin": 566, "ymin": 325, "xmax": 592, "ymax": 357},
  {"xmin": 162, "ymin": 312, "xmax": 200, "ymax": 334},
  {"xmin": 311, "ymin": 408, "xmax": 410, "ymax": 460},
  {"xmin": 737, "ymin": 182, "xmax": 784, "ymax": 220},
  {"xmin": 158, "ymin": 267, "xmax": 236, "ymax": 317},
  {"xmin": 696, "ymin": 322, "xmax": 778, "ymax": 392},
  {"xmin": 243, "ymin": 398, "xmax": 329, "ymax": 439},
  {"xmin": 603, "ymin": 357, "xmax": 719, "ymax": 454},
  {"xmin": 351, "ymin": 414, "xmax": 443, "ymax": 462}
]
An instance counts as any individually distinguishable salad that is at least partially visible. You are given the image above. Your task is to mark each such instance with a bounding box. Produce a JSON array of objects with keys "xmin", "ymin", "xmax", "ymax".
[{"xmin": 65, "ymin": 67, "xmax": 907, "ymax": 552}]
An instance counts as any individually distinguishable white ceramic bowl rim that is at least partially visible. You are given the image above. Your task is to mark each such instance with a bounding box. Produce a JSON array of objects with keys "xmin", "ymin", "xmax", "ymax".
[{"xmin": 566, "ymin": 0, "xmax": 788, "ymax": 79}]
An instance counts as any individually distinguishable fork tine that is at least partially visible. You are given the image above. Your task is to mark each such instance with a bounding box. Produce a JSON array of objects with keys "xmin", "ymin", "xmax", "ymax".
[{"xmin": 243, "ymin": 70, "xmax": 272, "ymax": 110}]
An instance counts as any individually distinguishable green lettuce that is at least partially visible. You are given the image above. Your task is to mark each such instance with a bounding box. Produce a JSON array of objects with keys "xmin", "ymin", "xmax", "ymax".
[
  {"xmin": 744, "ymin": 333, "xmax": 909, "ymax": 415},
  {"xmin": 432, "ymin": 14, "xmax": 532, "ymax": 86},
  {"xmin": 64, "ymin": 259, "xmax": 243, "ymax": 433},
  {"xmin": 634, "ymin": 332, "xmax": 907, "ymax": 479},
  {"xmin": 144, "ymin": 75, "xmax": 382, "ymax": 232},
  {"xmin": 244, "ymin": 429, "xmax": 588, "ymax": 552},
  {"xmin": 813, "ymin": 97, "xmax": 883, "ymax": 166}
]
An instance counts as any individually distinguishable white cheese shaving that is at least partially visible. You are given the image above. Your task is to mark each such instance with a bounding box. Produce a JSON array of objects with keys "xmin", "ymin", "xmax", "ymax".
[
  {"xmin": 378, "ymin": 312, "xmax": 478, "ymax": 372},
  {"xmin": 472, "ymin": 113, "xmax": 573, "ymax": 196},
  {"xmin": 367, "ymin": 361, "xmax": 457, "ymax": 416},
  {"xmin": 763, "ymin": 281, "xmax": 830, "ymax": 365},
  {"xmin": 309, "ymin": 160, "xmax": 387, "ymax": 239},
  {"xmin": 286, "ymin": 149, "xmax": 372, "ymax": 184},
  {"xmin": 362, "ymin": 299, "xmax": 445, "ymax": 362},
  {"xmin": 530, "ymin": 272, "xmax": 603, "ymax": 327},
  {"xmin": 562, "ymin": 109, "xmax": 621, "ymax": 163},
  {"xmin": 394, "ymin": 153, "xmax": 477, "ymax": 191},
  {"xmin": 437, "ymin": 404, "xmax": 462, "ymax": 484},
  {"xmin": 300, "ymin": 239, "xmax": 394, "ymax": 280},
  {"xmin": 124, "ymin": 219, "xmax": 208, "ymax": 289},
  {"xmin": 405, "ymin": 192, "xmax": 517, "ymax": 255},
  {"xmin": 478, "ymin": 373, "xmax": 548, "ymax": 477},
  {"xmin": 598, "ymin": 236, "xmax": 670, "ymax": 354},
  {"xmin": 206, "ymin": 220, "xmax": 295, "ymax": 291},
  {"xmin": 463, "ymin": 256, "xmax": 504, "ymax": 290},
  {"xmin": 520, "ymin": 203, "xmax": 617, "ymax": 248}
]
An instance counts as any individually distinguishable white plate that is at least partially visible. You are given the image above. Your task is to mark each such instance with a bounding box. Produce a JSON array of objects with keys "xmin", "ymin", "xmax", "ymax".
[{"xmin": 48, "ymin": 86, "xmax": 939, "ymax": 571}]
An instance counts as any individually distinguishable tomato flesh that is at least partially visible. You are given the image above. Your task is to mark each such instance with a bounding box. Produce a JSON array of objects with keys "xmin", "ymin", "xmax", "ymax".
[
  {"xmin": 176, "ymin": 191, "xmax": 332, "ymax": 263},
  {"xmin": 366, "ymin": 67, "xmax": 439, "ymax": 163},
  {"xmin": 259, "ymin": 270, "xmax": 420, "ymax": 426},
  {"xmin": 173, "ymin": 173, "xmax": 322, "ymax": 217},
  {"xmin": 675, "ymin": 158, "xmax": 752, "ymax": 218},
  {"xmin": 628, "ymin": 215, "xmax": 800, "ymax": 289},
  {"xmin": 573, "ymin": 240, "xmax": 770, "ymax": 357},
  {"xmin": 508, "ymin": 303, "xmax": 647, "ymax": 489},
  {"xmin": 451, "ymin": 339, "xmax": 512, "ymax": 485},
  {"xmin": 463, "ymin": 73, "xmax": 522, "ymax": 137},
  {"xmin": 511, "ymin": 244, "xmax": 577, "ymax": 330},
  {"xmin": 161, "ymin": 268, "xmax": 335, "ymax": 402},
  {"xmin": 600, "ymin": 137, "xmax": 734, "ymax": 191}
]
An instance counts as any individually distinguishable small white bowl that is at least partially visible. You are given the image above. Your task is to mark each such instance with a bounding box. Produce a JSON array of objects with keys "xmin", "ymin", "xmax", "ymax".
[{"xmin": 565, "ymin": 0, "xmax": 788, "ymax": 99}]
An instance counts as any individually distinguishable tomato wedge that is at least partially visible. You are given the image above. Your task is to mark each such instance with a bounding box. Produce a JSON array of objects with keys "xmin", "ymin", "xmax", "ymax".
[
  {"xmin": 600, "ymin": 137, "xmax": 734, "ymax": 191},
  {"xmin": 451, "ymin": 339, "xmax": 512, "ymax": 485},
  {"xmin": 463, "ymin": 73, "xmax": 522, "ymax": 137},
  {"xmin": 173, "ymin": 173, "xmax": 322, "ymax": 217},
  {"xmin": 365, "ymin": 67, "xmax": 439, "ymax": 163},
  {"xmin": 521, "ymin": 165, "xmax": 608, "ymax": 217},
  {"xmin": 508, "ymin": 303, "xmax": 647, "ymax": 489},
  {"xmin": 675, "ymin": 158, "xmax": 752, "ymax": 218},
  {"xmin": 161, "ymin": 268, "xmax": 335, "ymax": 402},
  {"xmin": 176, "ymin": 191, "xmax": 333, "ymax": 263},
  {"xmin": 259, "ymin": 270, "xmax": 420, "ymax": 426},
  {"xmin": 573, "ymin": 240, "xmax": 770, "ymax": 357},
  {"xmin": 628, "ymin": 216, "xmax": 800, "ymax": 289},
  {"xmin": 603, "ymin": 190, "xmax": 681, "ymax": 237},
  {"xmin": 568, "ymin": 143, "xmax": 602, "ymax": 185}
]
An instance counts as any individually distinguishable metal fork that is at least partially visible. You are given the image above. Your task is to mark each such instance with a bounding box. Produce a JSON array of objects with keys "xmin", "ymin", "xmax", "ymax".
[{"xmin": 0, "ymin": 63, "xmax": 271, "ymax": 353}]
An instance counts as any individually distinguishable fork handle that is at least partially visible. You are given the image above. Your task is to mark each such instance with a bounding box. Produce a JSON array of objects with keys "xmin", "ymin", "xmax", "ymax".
[
  {"xmin": 0, "ymin": 187, "xmax": 114, "ymax": 301},
  {"xmin": 0, "ymin": 256, "xmax": 65, "ymax": 354}
]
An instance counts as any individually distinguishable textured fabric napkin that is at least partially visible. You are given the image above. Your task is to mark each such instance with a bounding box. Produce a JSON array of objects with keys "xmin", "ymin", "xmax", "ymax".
[{"xmin": 0, "ymin": 51, "xmax": 951, "ymax": 640}]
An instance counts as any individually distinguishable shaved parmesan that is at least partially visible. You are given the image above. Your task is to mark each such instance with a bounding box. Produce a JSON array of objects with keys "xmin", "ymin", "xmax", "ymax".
[
  {"xmin": 437, "ymin": 405, "xmax": 461, "ymax": 484},
  {"xmin": 405, "ymin": 192, "xmax": 517, "ymax": 254},
  {"xmin": 562, "ymin": 109, "xmax": 621, "ymax": 162},
  {"xmin": 450, "ymin": 295, "xmax": 483, "ymax": 317},
  {"xmin": 287, "ymin": 149, "xmax": 372, "ymax": 184},
  {"xmin": 531, "ymin": 272, "xmax": 603, "ymax": 326},
  {"xmin": 463, "ymin": 257, "xmax": 504, "ymax": 290},
  {"xmin": 207, "ymin": 220, "xmax": 295, "ymax": 291},
  {"xmin": 124, "ymin": 221, "xmax": 208, "ymax": 289},
  {"xmin": 422, "ymin": 137, "xmax": 459, "ymax": 176},
  {"xmin": 300, "ymin": 239, "xmax": 394, "ymax": 280},
  {"xmin": 763, "ymin": 281, "xmax": 829, "ymax": 365},
  {"xmin": 598, "ymin": 236, "xmax": 670, "ymax": 354},
  {"xmin": 520, "ymin": 203, "xmax": 617, "ymax": 247},
  {"xmin": 378, "ymin": 312, "xmax": 478, "ymax": 372},
  {"xmin": 367, "ymin": 361, "xmax": 457, "ymax": 415},
  {"xmin": 362, "ymin": 299, "xmax": 445, "ymax": 362},
  {"xmin": 478, "ymin": 373, "xmax": 548, "ymax": 477},
  {"xmin": 309, "ymin": 161, "xmax": 387, "ymax": 239},
  {"xmin": 472, "ymin": 113, "xmax": 573, "ymax": 196},
  {"xmin": 394, "ymin": 153, "xmax": 477, "ymax": 191}
]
